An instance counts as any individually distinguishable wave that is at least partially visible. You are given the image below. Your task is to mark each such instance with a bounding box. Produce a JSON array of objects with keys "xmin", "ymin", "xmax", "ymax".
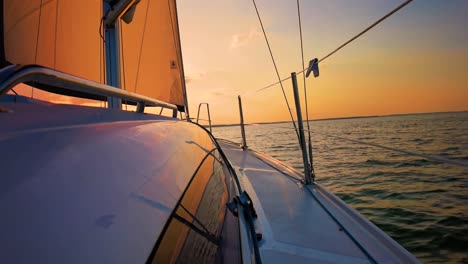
[
  {"xmin": 364, "ymin": 159, "xmax": 397, "ymax": 166},
  {"xmin": 394, "ymin": 159, "xmax": 442, "ymax": 168}
]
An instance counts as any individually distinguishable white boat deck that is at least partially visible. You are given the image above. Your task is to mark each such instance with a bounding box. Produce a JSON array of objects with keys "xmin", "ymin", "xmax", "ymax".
[
  {"xmin": 219, "ymin": 140, "xmax": 419, "ymax": 264},
  {"xmin": 0, "ymin": 96, "xmax": 225, "ymax": 263}
]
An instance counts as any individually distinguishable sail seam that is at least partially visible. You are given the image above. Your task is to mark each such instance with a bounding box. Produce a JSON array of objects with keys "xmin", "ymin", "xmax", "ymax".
[{"xmin": 3, "ymin": 0, "xmax": 53, "ymax": 36}]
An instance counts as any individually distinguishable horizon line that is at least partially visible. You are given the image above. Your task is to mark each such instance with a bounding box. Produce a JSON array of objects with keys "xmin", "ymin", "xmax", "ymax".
[{"xmin": 212, "ymin": 110, "xmax": 468, "ymax": 127}]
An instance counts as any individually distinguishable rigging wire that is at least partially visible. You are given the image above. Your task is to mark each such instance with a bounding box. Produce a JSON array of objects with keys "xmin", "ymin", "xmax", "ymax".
[
  {"xmin": 99, "ymin": 16, "xmax": 105, "ymax": 82},
  {"xmin": 99, "ymin": 4, "xmax": 105, "ymax": 107},
  {"xmin": 255, "ymin": 0, "xmax": 414, "ymax": 93},
  {"xmin": 33, "ymin": 0, "xmax": 44, "ymax": 99},
  {"xmin": 134, "ymin": 0, "xmax": 151, "ymax": 93},
  {"xmin": 250, "ymin": 0, "xmax": 299, "ymax": 140},
  {"xmin": 296, "ymin": 0, "xmax": 315, "ymax": 176}
]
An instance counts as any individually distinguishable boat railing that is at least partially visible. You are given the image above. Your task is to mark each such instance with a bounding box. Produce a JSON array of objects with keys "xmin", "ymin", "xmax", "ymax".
[
  {"xmin": 0, "ymin": 65, "xmax": 178, "ymax": 113},
  {"xmin": 195, "ymin": 103, "xmax": 212, "ymax": 132}
]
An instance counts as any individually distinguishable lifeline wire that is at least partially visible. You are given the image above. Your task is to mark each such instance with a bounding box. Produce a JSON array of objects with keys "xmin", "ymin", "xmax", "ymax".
[
  {"xmin": 251, "ymin": 0, "xmax": 299, "ymax": 140},
  {"xmin": 256, "ymin": 0, "xmax": 414, "ymax": 93}
]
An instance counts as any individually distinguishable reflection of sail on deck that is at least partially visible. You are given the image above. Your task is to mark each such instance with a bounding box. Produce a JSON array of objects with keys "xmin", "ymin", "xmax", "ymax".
[{"xmin": 1, "ymin": 0, "xmax": 188, "ymax": 111}]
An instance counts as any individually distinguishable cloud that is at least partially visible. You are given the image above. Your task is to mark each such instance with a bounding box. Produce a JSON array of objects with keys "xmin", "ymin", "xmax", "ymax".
[
  {"xmin": 211, "ymin": 88, "xmax": 227, "ymax": 96},
  {"xmin": 184, "ymin": 64, "xmax": 207, "ymax": 83},
  {"xmin": 229, "ymin": 29, "xmax": 262, "ymax": 50}
]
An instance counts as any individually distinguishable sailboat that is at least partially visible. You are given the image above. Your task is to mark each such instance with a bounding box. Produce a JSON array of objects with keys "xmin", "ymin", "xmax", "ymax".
[{"xmin": 0, "ymin": 0, "xmax": 420, "ymax": 263}]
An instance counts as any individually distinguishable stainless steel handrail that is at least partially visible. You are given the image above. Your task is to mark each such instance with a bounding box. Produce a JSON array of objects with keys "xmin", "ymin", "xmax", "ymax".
[
  {"xmin": 0, "ymin": 65, "xmax": 178, "ymax": 112},
  {"xmin": 196, "ymin": 103, "xmax": 212, "ymax": 132}
]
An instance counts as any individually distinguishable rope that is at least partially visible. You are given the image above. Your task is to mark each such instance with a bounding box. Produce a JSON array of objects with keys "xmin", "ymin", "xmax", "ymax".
[
  {"xmin": 296, "ymin": 0, "xmax": 315, "ymax": 176},
  {"xmin": 134, "ymin": 0, "xmax": 151, "ymax": 93},
  {"xmin": 255, "ymin": 0, "xmax": 414, "ymax": 93},
  {"xmin": 250, "ymin": 0, "xmax": 299, "ymax": 140}
]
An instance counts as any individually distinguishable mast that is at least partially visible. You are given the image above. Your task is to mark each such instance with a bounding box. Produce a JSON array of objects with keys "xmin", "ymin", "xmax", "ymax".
[
  {"xmin": 103, "ymin": 0, "xmax": 137, "ymax": 109},
  {"xmin": 102, "ymin": 0, "xmax": 189, "ymax": 117}
]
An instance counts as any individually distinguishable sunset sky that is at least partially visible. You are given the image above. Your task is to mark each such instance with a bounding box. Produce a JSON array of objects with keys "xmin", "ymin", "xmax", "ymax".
[
  {"xmin": 176, "ymin": 0, "xmax": 467, "ymax": 124},
  {"xmin": 8, "ymin": 0, "xmax": 467, "ymax": 125}
]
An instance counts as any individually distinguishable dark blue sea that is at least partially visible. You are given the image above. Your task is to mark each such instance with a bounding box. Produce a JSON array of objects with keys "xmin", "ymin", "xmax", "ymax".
[{"xmin": 212, "ymin": 112, "xmax": 468, "ymax": 264}]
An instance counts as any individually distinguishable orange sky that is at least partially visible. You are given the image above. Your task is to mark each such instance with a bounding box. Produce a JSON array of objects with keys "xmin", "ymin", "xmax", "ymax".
[
  {"xmin": 176, "ymin": 0, "xmax": 468, "ymax": 124},
  {"xmin": 10, "ymin": 0, "xmax": 468, "ymax": 124}
]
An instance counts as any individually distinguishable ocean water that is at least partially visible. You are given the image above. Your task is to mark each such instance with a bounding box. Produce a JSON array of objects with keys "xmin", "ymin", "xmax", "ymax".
[{"xmin": 212, "ymin": 112, "xmax": 468, "ymax": 264}]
